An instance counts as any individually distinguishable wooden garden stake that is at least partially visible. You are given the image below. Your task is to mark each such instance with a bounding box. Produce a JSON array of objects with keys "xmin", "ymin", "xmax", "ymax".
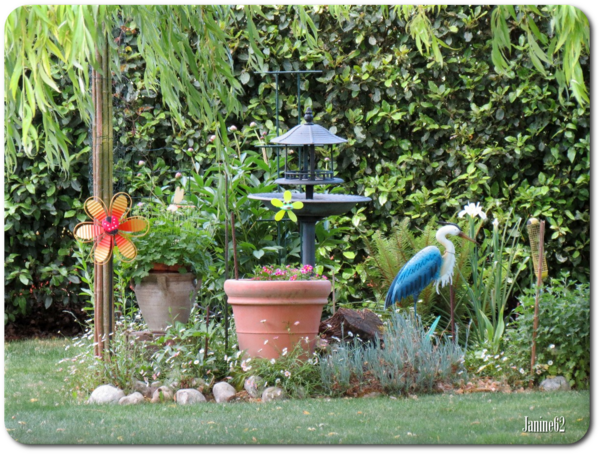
[
  {"xmin": 530, "ymin": 220, "xmax": 545, "ymax": 376},
  {"xmin": 223, "ymin": 170, "xmax": 229, "ymax": 351}
]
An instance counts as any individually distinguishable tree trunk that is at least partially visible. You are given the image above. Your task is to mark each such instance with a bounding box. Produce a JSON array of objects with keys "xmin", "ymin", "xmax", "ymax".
[{"xmin": 92, "ymin": 33, "xmax": 114, "ymax": 358}]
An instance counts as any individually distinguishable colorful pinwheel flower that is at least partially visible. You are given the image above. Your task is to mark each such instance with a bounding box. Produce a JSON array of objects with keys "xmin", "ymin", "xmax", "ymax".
[
  {"xmin": 270, "ymin": 190, "xmax": 304, "ymax": 222},
  {"xmin": 73, "ymin": 192, "xmax": 149, "ymax": 264}
]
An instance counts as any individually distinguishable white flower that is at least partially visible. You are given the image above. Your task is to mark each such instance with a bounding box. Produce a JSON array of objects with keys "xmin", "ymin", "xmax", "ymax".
[
  {"xmin": 167, "ymin": 204, "xmax": 178, "ymax": 212},
  {"xmin": 260, "ymin": 319, "xmax": 267, "ymax": 323},
  {"xmin": 270, "ymin": 358, "xmax": 276, "ymax": 364},
  {"xmin": 264, "ymin": 339, "xmax": 269, "ymax": 345},
  {"xmin": 294, "ymin": 321, "xmax": 300, "ymax": 326},
  {"xmin": 241, "ymin": 361, "xmax": 252, "ymax": 372},
  {"xmin": 194, "ymin": 360, "xmax": 199, "ymax": 365},
  {"xmin": 520, "ymin": 368, "xmax": 526, "ymax": 374},
  {"xmin": 493, "ymin": 218, "xmax": 499, "ymax": 227},
  {"xmin": 549, "ymin": 344, "xmax": 555, "ymax": 349},
  {"xmin": 548, "ymin": 360, "xmax": 553, "ymax": 366},
  {"xmin": 458, "ymin": 202, "xmax": 487, "ymax": 220},
  {"xmin": 282, "ymin": 348, "xmax": 288, "ymax": 356},
  {"xmin": 284, "ymin": 370, "xmax": 291, "ymax": 378}
]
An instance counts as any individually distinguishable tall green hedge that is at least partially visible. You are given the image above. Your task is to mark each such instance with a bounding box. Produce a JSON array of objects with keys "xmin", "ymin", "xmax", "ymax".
[{"xmin": 4, "ymin": 5, "xmax": 589, "ymax": 322}]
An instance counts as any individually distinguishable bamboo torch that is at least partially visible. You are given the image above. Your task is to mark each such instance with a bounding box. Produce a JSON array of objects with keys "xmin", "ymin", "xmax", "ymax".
[{"xmin": 527, "ymin": 218, "xmax": 547, "ymax": 376}]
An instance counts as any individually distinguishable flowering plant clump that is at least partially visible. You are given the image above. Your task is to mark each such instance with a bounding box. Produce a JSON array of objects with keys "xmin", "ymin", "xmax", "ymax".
[{"xmin": 251, "ymin": 264, "xmax": 328, "ymax": 281}]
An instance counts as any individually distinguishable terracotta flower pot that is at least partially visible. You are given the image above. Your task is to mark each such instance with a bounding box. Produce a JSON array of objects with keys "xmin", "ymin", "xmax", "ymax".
[
  {"xmin": 224, "ymin": 279, "xmax": 331, "ymax": 359},
  {"xmin": 134, "ymin": 272, "xmax": 201, "ymax": 333},
  {"xmin": 151, "ymin": 263, "xmax": 187, "ymax": 273}
]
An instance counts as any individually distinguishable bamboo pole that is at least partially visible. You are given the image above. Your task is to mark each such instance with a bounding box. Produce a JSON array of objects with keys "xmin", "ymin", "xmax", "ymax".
[
  {"xmin": 92, "ymin": 33, "xmax": 114, "ymax": 358},
  {"xmin": 530, "ymin": 220, "xmax": 545, "ymax": 376}
]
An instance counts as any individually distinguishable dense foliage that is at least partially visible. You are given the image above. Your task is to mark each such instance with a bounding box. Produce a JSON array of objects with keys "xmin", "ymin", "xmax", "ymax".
[
  {"xmin": 5, "ymin": 5, "xmax": 589, "ymax": 324},
  {"xmin": 505, "ymin": 279, "xmax": 590, "ymax": 389}
]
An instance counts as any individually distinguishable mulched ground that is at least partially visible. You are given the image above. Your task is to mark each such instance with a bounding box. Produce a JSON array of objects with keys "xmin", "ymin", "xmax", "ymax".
[{"xmin": 5, "ymin": 300, "xmax": 87, "ymax": 341}]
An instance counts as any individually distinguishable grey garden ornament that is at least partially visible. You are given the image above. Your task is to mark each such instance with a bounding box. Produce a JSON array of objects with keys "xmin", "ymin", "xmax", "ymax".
[{"xmin": 249, "ymin": 107, "xmax": 371, "ymax": 266}]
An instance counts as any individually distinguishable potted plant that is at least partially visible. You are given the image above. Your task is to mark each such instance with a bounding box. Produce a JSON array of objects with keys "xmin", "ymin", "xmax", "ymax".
[
  {"xmin": 224, "ymin": 264, "xmax": 331, "ymax": 359},
  {"xmin": 124, "ymin": 203, "xmax": 215, "ymax": 333}
]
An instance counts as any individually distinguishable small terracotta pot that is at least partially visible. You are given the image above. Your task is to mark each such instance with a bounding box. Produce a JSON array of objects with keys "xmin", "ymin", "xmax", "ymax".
[
  {"xmin": 151, "ymin": 263, "xmax": 187, "ymax": 273},
  {"xmin": 224, "ymin": 279, "xmax": 331, "ymax": 359}
]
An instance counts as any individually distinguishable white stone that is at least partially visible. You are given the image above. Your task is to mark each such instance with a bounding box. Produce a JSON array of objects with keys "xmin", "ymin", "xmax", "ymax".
[
  {"xmin": 176, "ymin": 389, "xmax": 207, "ymax": 405},
  {"xmin": 151, "ymin": 386, "xmax": 174, "ymax": 403},
  {"xmin": 119, "ymin": 392, "xmax": 145, "ymax": 405},
  {"xmin": 88, "ymin": 385, "xmax": 125, "ymax": 404},
  {"xmin": 244, "ymin": 375, "xmax": 265, "ymax": 399},
  {"xmin": 540, "ymin": 376, "xmax": 571, "ymax": 392},
  {"xmin": 262, "ymin": 386, "xmax": 285, "ymax": 402},
  {"xmin": 213, "ymin": 382, "xmax": 236, "ymax": 403}
]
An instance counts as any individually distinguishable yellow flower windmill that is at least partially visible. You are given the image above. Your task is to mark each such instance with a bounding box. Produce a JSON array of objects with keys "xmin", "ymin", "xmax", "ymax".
[{"xmin": 270, "ymin": 191, "xmax": 304, "ymax": 222}]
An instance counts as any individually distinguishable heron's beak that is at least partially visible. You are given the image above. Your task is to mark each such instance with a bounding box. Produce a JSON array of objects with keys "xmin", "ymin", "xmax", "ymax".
[{"xmin": 458, "ymin": 231, "xmax": 478, "ymax": 245}]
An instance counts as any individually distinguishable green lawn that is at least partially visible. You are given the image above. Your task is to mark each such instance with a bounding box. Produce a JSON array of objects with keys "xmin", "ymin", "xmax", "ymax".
[{"xmin": 4, "ymin": 339, "xmax": 590, "ymax": 445}]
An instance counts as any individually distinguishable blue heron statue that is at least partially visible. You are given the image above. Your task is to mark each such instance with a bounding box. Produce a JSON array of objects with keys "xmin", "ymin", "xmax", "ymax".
[{"xmin": 384, "ymin": 221, "xmax": 478, "ymax": 315}]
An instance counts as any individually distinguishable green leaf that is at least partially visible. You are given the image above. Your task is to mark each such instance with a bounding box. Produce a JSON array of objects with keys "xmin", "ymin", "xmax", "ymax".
[
  {"xmin": 19, "ymin": 275, "xmax": 30, "ymax": 286},
  {"xmin": 252, "ymin": 249, "xmax": 264, "ymax": 259},
  {"xmin": 343, "ymin": 251, "xmax": 356, "ymax": 260}
]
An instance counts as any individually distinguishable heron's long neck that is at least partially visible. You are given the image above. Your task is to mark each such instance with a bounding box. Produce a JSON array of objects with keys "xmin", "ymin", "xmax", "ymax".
[
  {"xmin": 436, "ymin": 231, "xmax": 456, "ymax": 255},
  {"xmin": 435, "ymin": 231, "xmax": 456, "ymax": 292}
]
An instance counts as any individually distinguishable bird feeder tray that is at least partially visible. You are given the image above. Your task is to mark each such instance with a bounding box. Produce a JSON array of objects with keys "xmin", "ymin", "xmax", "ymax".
[{"xmin": 249, "ymin": 192, "xmax": 370, "ymax": 219}]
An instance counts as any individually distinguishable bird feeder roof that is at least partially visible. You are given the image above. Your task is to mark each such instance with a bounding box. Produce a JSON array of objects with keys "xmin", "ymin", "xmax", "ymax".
[{"xmin": 271, "ymin": 108, "xmax": 347, "ymax": 146}]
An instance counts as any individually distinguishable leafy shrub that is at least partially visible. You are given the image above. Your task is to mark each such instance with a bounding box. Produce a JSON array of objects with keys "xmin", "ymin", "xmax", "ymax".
[
  {"xmin": 503, "ymin": 278, "xmax": 590, "ymax": 389},
  {"xmin": 319, "ymin": 313, "xmax": 465, "ymax": 395},
  {"xmin": 62, "ymin": 306, "xmax": 238, "ymax": 397},
  {"xmin": 231, "ymin": 343, "xmax": 324, "ymax": 399},
  {"xmin": 4, "ymin": 150, "xmax": 90, "ymax": 323}
]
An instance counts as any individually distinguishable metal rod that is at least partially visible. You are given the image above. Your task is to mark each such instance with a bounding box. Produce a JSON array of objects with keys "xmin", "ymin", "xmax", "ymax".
[
  {"xmin": 297, "ymin": 73, "xmax": 301, "ymax": 123},
  {"xmin": 204, "ymin": 304, "xmax": 210, "ymax": 361},
  {"xmin": 300, "ymin": 219, "xmax": 316, "ymax": 266},
  {"xmin": 231, "ymin": 212, "xmax": 239, "ymax": 280},
  {"xmin": 223, "ymin": 174, "xmax": 229, "ymax": 351},
  {"xmin": 450, "ymin": 283, "xmax": 455, "ymax": 341}
]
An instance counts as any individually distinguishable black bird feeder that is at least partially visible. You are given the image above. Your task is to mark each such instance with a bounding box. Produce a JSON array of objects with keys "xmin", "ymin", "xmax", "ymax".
[{"xmin": 250, "ymin": 107, "xmax": 371, "ymax": 267}]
